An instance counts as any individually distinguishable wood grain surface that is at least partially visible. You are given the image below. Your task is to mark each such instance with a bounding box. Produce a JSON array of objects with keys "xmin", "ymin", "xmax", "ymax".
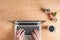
[{"xmin": 0, "ymin": 0, "xmax": 60, "ymax": 40}]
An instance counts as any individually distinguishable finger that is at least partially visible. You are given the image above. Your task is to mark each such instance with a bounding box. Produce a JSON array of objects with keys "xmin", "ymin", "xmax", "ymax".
[
  {"xmin": 17, "ymin": 29, "xmax": 24, "ymax": 37},
  {"xmin": 29, "ymin": 37, "xmax": 32, "ymax": 40},
  {"xmin": 35, "ymin": 29, "xmax": 40, "ymax": 36},
  {"xmin": 34, "ymin": 29, "xmax": 40, "ymax": 36},
  {"xmin": 16, "ymin": 28, "xmax": 21, "ymax": 35},
  {"xmin": 20, "ymin": 31, "xmax": 25, "ymax": 40},
  {"xmin": 34, "ymin": 30, "xmax": 40, "ymax": 40},
  {"xmin": 29, "ymin": 36, "xmax": 33, "ymax": 40},
  {"xmin": 20, "ymin": 29, "xmax": 24, "ymax": 35},
  {"xmin": 34, "ymin": 29, "xmax": 39, "ymax": 37},
  {"xmin": 34, "ymin": 29, "xmax": 39, "ymax": 34},
  {"xmin": 21, "ymin": 31, "xmax": 25, "ymax": 38},
  {"xmin": 29, "ymin": 35, "xmax": 35, "ymax": 40},
  {"xmin": 32, "ymin": 32, "xmax": 38, "ymax": 40}
]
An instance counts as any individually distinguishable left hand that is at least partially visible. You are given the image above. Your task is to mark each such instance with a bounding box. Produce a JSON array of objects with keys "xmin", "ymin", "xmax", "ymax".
[{"xmin": 16, "ymin": 28, "xmax": 25, "ymax": 40}]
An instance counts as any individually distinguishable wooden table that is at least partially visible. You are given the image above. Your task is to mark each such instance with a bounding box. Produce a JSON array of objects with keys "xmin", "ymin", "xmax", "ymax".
[{"xmin": 0, "ymin": 0, "xmax": 60, "ymax": 40}]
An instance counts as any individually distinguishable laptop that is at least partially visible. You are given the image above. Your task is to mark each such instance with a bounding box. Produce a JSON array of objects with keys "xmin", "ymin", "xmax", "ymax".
[{"xmin": 14, "ymin": 20, "xmax": 42, "ymax": 40}]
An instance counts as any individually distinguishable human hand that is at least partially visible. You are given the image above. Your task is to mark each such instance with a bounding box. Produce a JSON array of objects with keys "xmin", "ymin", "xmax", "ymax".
[
  {"xmin": 16, "ymin": 28, "xmax": 25, "ymax": 40},
  {"xmin": 30, "ymin": 29, "xmax": 40, "ymax": 40}
]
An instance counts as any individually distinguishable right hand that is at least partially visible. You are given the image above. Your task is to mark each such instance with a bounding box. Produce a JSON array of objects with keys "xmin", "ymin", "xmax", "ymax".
[{"xmin": 30, "ymin": 29, "xmax": 40, "ymax": 40}]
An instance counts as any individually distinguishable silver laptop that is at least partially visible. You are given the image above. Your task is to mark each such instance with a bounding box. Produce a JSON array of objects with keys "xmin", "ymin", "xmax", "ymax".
[{"xmin": 14, "ymin": 20, "xmax": 42, "ymax": 40}]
